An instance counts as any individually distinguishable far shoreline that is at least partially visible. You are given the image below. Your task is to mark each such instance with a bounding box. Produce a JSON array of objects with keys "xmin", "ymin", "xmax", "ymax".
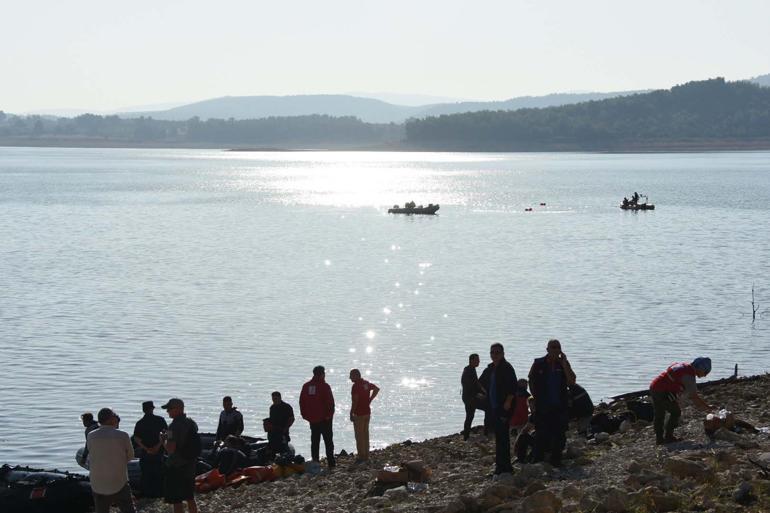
[{"xmin": 3, "ymin": 138, "xmax": 770, "ymax": 154}]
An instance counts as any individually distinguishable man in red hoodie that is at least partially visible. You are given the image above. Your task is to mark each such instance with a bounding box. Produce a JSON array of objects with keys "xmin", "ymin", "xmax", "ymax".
[{"xmin": 299, "ymin": 365, "xmax": 336, "ymax": 468}]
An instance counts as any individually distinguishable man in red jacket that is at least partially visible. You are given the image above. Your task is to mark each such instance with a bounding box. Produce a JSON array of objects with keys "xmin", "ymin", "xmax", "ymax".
[
  {"xmin": 299, "ymin": 365, "xmax": 336, "ymax": 468},
  {"xmin": 649, "ymin": 357, "xmax": 713, "ymax": 444}
]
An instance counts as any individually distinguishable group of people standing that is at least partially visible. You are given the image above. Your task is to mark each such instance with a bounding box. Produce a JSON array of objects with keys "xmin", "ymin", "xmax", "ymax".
[
  {"xmin": 462, "ymin": 340, "xmax": 715, "ymax": 477},
  {"xmin": 461, "ymin": 339, "xmax": 579, "ymax": 474},
  {"xmin": 79, "ymin": 366, "xmax": 379, "ymax": 513},
  {"xmin": 82, "ymin": 398, "xmax": 201, "ymax": 513}
]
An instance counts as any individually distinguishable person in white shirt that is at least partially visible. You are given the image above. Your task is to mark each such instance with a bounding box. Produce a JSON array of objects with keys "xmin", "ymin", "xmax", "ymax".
[{"xmin": 87, "ymin": 408, "xmax": 136, "ymax": 513}]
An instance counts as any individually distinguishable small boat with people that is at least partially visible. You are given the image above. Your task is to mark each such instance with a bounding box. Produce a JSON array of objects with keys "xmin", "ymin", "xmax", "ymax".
[
  {"xmin": 620, "ymin": 192, "xmax": 655, "ymax": 211},
  {"xmin": 388, "ymin": 201, "xmax": 440, "ymax": 215}
]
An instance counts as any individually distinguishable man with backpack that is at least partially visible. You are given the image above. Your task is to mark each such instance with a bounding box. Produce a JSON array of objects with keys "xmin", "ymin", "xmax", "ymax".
[{"xmin": 161, "ymin": 398, "xmax": 200, "ymax": 513}]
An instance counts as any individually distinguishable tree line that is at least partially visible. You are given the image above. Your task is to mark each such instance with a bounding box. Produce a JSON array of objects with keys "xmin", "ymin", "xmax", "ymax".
[
  {"xmin": 404, "ymin": 78, "xmax": 770, "ymax": 150},
  {"xmin": 2, "ymin": 78, "xmax": 770, "ymax": 150},
  {"xmin": 0, "ymin": 113, "xmax": 403, "ymax": 148}
]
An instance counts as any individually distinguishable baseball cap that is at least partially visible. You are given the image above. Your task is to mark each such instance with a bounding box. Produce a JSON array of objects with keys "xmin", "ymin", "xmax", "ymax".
[{"xmin": 161, "ymin": 398, "xmax": 184, "ymax": 410}]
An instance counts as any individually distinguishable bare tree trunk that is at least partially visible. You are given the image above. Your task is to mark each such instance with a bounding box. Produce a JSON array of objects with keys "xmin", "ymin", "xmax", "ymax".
[{"xmin": 752, "ymin": 284, "xmax": 759, "ymax": 323}]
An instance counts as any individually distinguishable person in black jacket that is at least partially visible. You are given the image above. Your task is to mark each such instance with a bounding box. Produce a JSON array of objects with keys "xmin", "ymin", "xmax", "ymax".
[
  {"xmin": 567, "ymin": 383, "xmax": 594, "ymax": 437},
  {"xmin": 528, "ymin": 339, "xmax": 576, "ymax": 467},
  {"xmin": 216, "ymin": 396, "xmax": 244, "ymax": 442},
  {"xmin": 479, "ymin": 343, "xmax": 518, "ymax": 476},
  {"xmin": 133, "ymin": 401, "xmax": 168, "ymax": 498},
  {"xmin": 461, "ymin": 353, "xmax": 486, "ymax": 440}
]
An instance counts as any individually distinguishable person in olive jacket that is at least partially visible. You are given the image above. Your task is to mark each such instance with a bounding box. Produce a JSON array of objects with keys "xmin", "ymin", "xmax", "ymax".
[{"xmin": 479, "ymin": 343, "xmax": 518, "ymax": 475}]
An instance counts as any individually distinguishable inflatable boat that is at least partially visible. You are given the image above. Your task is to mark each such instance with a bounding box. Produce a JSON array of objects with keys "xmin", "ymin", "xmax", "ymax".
[{"xmin": 0, "ymin": 465, "xmax": 92, "ymax": 513}]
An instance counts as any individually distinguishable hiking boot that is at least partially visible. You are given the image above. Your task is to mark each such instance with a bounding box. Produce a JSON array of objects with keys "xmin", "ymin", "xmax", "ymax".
[
  {"xmin": 664, "ymin": 435, "xmax": 683, "ymax": 444},
  {"xmin": 655, "ymin": 437, "xmax": 666, "ymax": 445}
]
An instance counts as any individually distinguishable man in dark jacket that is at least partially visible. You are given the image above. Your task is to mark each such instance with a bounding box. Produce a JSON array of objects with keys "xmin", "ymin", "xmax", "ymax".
[
  {"xmin": 161, "ymin": 398, "xmax": 199, "ymax": 513},
  {"xmin": 215, "ymin": 396, "xmax": 244, "ymax": 442},
  {"xmin": 461, "ymin": 353, "xmax": 486, "ymax": 440},
  {"xmin": 299, "ymin": 365, "xmax": 336, "ymax": 468},
  {"xmin": 267, "ymin": 391, "xmax": 295, "ymax": 453},
  {"xmin": 528, "ymin": 339, "xmax": 576, "ymax": 467},
  {"xmin": 479, "ymin": 343, "xmax": 518, "ymax": 475},
  {"xmin": 133, "ymin": 401, "xmax": 168, "ymax": 497}
]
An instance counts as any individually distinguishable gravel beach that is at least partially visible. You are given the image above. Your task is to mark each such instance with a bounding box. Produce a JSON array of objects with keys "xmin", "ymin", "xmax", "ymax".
[{"xmin": 136, "ymin": 375, "xmax": 770, "ymax": 513}]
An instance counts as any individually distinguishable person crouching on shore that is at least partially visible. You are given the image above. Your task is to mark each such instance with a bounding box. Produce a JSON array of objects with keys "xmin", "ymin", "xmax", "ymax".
[{"xmin": 649, "ymin": 357, "xmax": 714, "ymax": 445}]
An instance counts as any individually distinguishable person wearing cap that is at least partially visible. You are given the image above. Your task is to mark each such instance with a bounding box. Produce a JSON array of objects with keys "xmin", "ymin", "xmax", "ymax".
[
  {"xmin": 215, "ymin": 395, "xmax": 244, "ymax": 442},
  {"xmin": 649, "ymin": 357, "xmax": 714, "ymax": 444},
  {"xmin": 160, "ymin": 398, "xmax": 200, "ymax": 513},
  {"xmin": 299, "ymin": 365, "xmax": 336, "ymax": 469},
  {"xmin": 133, "ymin": 401, "xmax": 168, "ymax": 498},
  {"xmin": 349, "ymin": 368, "xmax": 380, "ymax": 464},
  {"xmin": 86, "ymin": 408, "xmax": 136, "ymax": 513}
]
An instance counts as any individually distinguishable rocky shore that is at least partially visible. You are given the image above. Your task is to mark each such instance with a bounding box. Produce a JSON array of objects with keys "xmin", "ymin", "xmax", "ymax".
[{"xmin": 139, "ymin": 375, "xmax": 770, "ymax": 513}]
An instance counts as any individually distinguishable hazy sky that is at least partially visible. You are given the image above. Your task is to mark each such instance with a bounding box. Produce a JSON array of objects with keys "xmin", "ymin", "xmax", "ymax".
[{"xmin": 2, "ymin": 0, "xmax": 769, "ymax": 112}]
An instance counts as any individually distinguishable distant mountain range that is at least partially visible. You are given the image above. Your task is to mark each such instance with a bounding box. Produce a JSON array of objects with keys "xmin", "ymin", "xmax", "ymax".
[
  {"xmin": 119, "ymin": 73, "xmax": 769, "ymax": 123},
  {"xmin": 122, "ymin": 91, "xmax": 650, "ymax": 124},
  {"xmin": 3, "ymin": 77, "xmax": 770, "ymax": 151}
]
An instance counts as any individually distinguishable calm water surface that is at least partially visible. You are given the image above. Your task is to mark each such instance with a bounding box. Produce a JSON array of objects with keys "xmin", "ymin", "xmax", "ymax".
[{"xmin": 1, "ymin": 147, "xmax": 768, "ymax": 471}]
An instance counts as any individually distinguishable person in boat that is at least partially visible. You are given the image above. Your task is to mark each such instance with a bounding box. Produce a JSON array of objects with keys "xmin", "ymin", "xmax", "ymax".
[
  {"xmin": 215, "ymin": 396, "xmax": 244, "ymax": 443},
  {"xmin": 87, "ymin": 408, "xmax": 136, "ymax": 513},
  {"xmin": 649, "ymin": 357, "xmax": 713, "ymax": 445},
  {"xmin": 631, "ymin": 192, "xmax": 640, "ymax": 205},
  {"xmin": 214, "ymin": 435, "xmax": 248, "ymax": 475},
  {"xmin": 267, "ymin": 391, "xmax": 295, "ymax": 453},
  {"xmin": 528, "ymin": 339, "xmax": 576, "ymax": 467},
  {"xmin": 622, "ymin": 197, "xmax": 629, "ymax": 208},
  {"xmin": 133, "ymin": 401, "xmax": 168, "ymax": 498}
]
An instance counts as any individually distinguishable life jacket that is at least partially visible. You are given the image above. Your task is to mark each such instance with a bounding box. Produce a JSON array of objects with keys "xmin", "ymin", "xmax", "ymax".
[{"xmin": 649, "ymin": 362, "xmax": 696, "ymax": 394}]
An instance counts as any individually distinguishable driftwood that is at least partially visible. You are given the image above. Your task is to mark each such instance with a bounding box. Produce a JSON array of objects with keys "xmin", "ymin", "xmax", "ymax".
[{"xmin": 608, "ymin": 370, "xmax": 767, "ymax": 404}]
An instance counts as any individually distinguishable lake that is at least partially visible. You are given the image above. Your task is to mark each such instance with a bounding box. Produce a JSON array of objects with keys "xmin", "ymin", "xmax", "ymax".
[{"xmin": 1, "ymin": 147, "xmax": 768, "ymax": 472}]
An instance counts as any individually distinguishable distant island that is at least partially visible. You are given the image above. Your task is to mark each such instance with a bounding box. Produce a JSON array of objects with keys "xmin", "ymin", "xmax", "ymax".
[{"xmin": 2, "ymin": 78, "xmax": 770, "ymax": 152}]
